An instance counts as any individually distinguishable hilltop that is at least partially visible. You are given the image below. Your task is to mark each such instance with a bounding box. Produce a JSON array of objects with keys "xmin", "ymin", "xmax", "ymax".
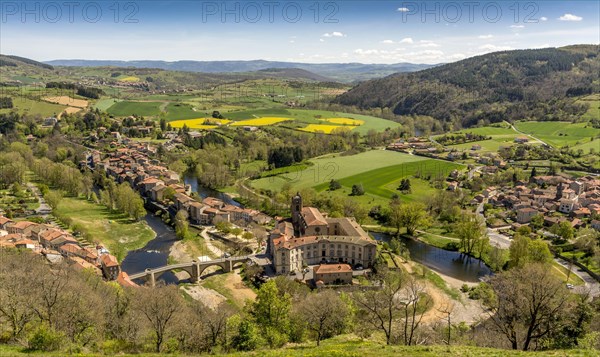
[
  {"xmin": 43, "ymin": 59, "xmax": 434, "ymax": 82},
  {"xmin": 335, "ymin": 45, "xmax": 600, "ymax": 128}
]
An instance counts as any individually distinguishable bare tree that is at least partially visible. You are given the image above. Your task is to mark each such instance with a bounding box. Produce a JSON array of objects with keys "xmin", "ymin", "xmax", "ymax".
[
  {"xmin": 400, "ymin": 278, "xmax": 432, "ymax": 346},
  {"xmin": 296, "ymin": 290, "xmax": 349, "ymax": 346},
  {"xmin": 436, "ymin": 302, "xmax": 455, "ymax": 346},
  {"xmin": 487, "ymin": 263, "xmax": 572, "ymax": 351},
  {"xmin": 134, "ymin": 285, "xmax": 183, "ymax": 352}
]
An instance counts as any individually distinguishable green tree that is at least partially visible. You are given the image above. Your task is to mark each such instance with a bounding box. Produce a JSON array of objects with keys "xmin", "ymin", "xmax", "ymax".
[
  {"xmin": 250, "ymin": 280, "xmax": 291, "ymax": 347},
  {"xmin": 350, "ymin": 184, "xmax": 365, "ymax": 196},
  {"xmin": 44, "ymin": 190, "xmax": 63, "ymax": 210},
  {"xmin": 328, "ymin": 179, "xmax": 341, "ymax": 191},
  {"xmin": 296, "ymin": 290, "xmax": 349, "ymax": 346},
  {"xmin": 455, "ymin": 213, "xmax": 487, "ymax": 258},
  {"xmin": 175, "ymin": 210, "xmax": 189, "ymax": 239},
  {"xmin": 390, "ymin": 202, "xmax": 428, "ymax": 236}
]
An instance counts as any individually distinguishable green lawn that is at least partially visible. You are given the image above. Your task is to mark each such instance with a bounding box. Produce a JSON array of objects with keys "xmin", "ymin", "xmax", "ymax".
[
  {"xmin": 106, "ymin": 100, "xmax": 164, "ymax": 117},
  {"xmin": 54, "ymin": 196, "xmax": 155, "ymax": 261},
  {"xmin": 577, "ymin": 94, "xmax": 600, "ymax": 122},
  {"xmin": 570, "ymin": 139, "xmax": 600, "ymax": 154},
  {"xmin": 251, "ymin": 150, "xmax": 428, "ymax": 191},
  {"xmin": 514, "ymin": 121, "xmax": 599, "ymax": 148},
  {"xmin": 94, "ymin": 97, "xmax": 122, "ymax": 111}
]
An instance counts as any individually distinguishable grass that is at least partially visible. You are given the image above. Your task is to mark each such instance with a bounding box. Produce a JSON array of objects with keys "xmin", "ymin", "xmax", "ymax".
[
  {"xmin": 169, "ymin": 118, "xmax": 231, "ymax": 129},
  {"xmin": 54, "ymin": 196, "xmax": 155, "ymax": 262},
  {"xmin": 163, "ymin": 103, "xmax": 200, "ymax": 120},
  {"xmin": 0, "ymin": 97, "xmax": 66, "ymax": 117},
  {"xmin": 550, "ymin": 261, "xmax": 586, "ymax": 286},
  {"xmin": 118, "ymin": 76, "xmax": 140, "ymax": 82},
  {"xmin": 94, "ymin": 98, "xmax": 122, "ymax": 111},
  {"xmin": 230, "ymin": 117, "xmax": 293, "ymax": 126},
  {"xmin": 576, "ymin": 94, "xmax": 600, "ymax": 122},
  {"xmin": 0, "ymin": 339, "xmax": 598, "ymax": 357},
  {"xmin": 322, "ymin": 117, "xmax": 365, "ymax": 125},
  {"xmin": 251, "ymin": 150, "xmax": 428, "ymax": 192},
  {"xmin": 570, "ymin": 138, "xmax": 599, "ymax": 154},
  {"xmin": 514, "ymin": 121, "xmax": 599, "ymax": 148},
  {"xmin": 106, "ymin": 100, "xmax": 163, "ymax": 117},
  {"xmin": 299, "ymin": 124, "xmax": 357, "ymax": 134}
]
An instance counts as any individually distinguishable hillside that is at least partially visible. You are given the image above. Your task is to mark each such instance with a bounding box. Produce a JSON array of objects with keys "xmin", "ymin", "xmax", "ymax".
[
  {"xmin": 43, "ymin": 59, "xmax": 434, "ymax": 82},
  {"xmin": 335, "ymin": 45, "xmax": 600, "ymax": 128}
]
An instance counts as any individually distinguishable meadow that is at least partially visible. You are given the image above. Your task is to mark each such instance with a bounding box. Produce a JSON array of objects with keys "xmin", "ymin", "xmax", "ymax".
[
  {"xmin": 250, "ymin": 150, "xmax": 428, "ymax": 192},
  {"xmin": 54, "ymin": 196, "xmax": 155, "ymax": 262},
  {"xmin": 106, "ymin": 100, "xmax": 164, "ymax": 117},
  {"xmin": 576, "ymin": 94, "xmax": 600, "ymax": 122},
  {"xmin": 438, "ymin": 124, "xmax": 522, "ymax": 153},
  {"xmin": 514, "ymin": 121, "xmax": 599, "ymax": 148},
  {"xmin": 0, "ymin": 96, "xmax": 66, "ymax": 117}
]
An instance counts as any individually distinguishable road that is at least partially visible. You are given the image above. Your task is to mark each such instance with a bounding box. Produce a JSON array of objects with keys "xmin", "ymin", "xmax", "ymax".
[
  {"xmin": 476, "ymin": 202, "xmax": 512, "ymax": 249},
  {"xmin": 506, "ymin": 121, "xmax": 549, "ymax": 147},
  {"xmin": 27, "ymin": 183, "xmax": 51, "ymax": 217}
]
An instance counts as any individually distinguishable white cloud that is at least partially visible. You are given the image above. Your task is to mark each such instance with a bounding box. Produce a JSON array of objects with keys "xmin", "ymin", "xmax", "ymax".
[
  {"xmin": 289, "ymin": 40, "xmax": 295, "ymax": 43},
  {"xmin": 478, "ymin": 34, "xmax": 494, "ymax": 39},
  {"xmin": 559, "ymin": 14, "xmax": 582, "ymax": 22},
  {"xmin": 510, "ymin": 25, "xmax": 525, "ymax": 29},
  {"xmin": 319, "ymin": 38, "xmax": 325, "ymax": 42},
  {"xmin": 399, "ymin": 37, "xmax": 413, "ymax": 44},
  {"xmin": 381, "ymin": 40, "xmax": 395, "ymax": 44},
  {"xmin": 397, "ymin": 7, "xmax": 410, "ymax": 12},
  {"xmin": 479, "ymin": 44, "xmax": 512, "ymax": 52},
  {"xmin": 417, "ymin": 40, "xmax": 440, "ymax": 48},
  {"xmin": 322, "ymin": 31, "xmax": 346, "ymax": 38},
  {"xmin": 540, "ymin": 16, "xmax": 548, "ymax": 21}
]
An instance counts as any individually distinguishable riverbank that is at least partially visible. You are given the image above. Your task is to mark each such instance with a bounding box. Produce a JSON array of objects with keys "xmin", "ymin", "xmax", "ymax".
[{"xmin": 53, "ymin": 195, "xmax": 156, "ymax": 261}]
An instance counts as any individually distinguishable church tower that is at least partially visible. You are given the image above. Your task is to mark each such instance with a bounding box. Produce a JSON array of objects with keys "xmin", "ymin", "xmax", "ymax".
[
  {"xmin": 556, "ymin": 182, "xmax": 564, "ymax": 200},
  {"xmin": 291, "ymin": 192, "xmax": 302, "ymax": 235}
]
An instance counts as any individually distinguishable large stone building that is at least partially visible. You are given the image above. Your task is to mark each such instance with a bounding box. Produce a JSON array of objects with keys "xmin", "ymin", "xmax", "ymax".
[{"xmin": 270, "ymin": 194, "xmax": 377, "ymax": 274}]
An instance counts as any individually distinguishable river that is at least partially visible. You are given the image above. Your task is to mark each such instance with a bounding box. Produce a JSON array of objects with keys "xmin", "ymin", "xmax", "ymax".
[
  {"xmin": 121, "ymin": 175, "xmax": 242, "ymax": 284},
  {"xmin": 371, "ymin": 232, "xmax": 491, "ymax": 282}
]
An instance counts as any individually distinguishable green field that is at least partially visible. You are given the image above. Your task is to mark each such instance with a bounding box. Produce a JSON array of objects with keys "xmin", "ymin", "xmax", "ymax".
[
  {"xmin": 437, "ymin": 124, "xmax": 523, "ymax": 153},
  {"xmin": 251, "ymin": 150, "xmax": 427, "ymax": 191},
  {"xmin": 54, "ymin": 196, "xmax": 155, "ymax": 262},
  {"xmin": 514, "ymin": 121, "xmax": 599, "ymax": 148},
  {"xmin": 0, "ymin": 97, "xmax": 66, "ymax": 117},
  {"xmin": 315, "ymin": 159, "xmax": 462, "ymax": 200},
  {"xmin": 106, "ymin": 101, "xmax": 164, "ymax": 117},
  {"xmin": 571, "ymin": 139, "xmax": 600, "ymax": 154},
  {"xmin": 94, "ymin": 98, "xmax": 122, "ymax": 111},
  {"xmin": 577, "ymin": 94, "xmax": 600, "ymax": 122},
  {"xmin": 163, "ymin": 102, "xmax": 200, "ymax": 120}
]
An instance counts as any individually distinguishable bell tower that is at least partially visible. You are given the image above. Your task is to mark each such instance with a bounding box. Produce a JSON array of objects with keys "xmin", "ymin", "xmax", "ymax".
[{"xmin": 291, "ymin": 192, "xmax": 302, "ymax": 235}]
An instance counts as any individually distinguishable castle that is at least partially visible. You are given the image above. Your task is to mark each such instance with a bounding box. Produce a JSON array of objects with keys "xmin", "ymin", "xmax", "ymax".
[{"xmin": 269, "ymin": 193, "xmax": 377, "ymax": 274}]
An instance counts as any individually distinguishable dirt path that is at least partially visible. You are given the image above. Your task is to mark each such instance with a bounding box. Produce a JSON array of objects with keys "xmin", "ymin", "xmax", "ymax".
[
  {"xmin": 181, "ymin": 285, "xmax": 227, "ymax": 310},
  {"xmin": 223, "ymin": 271, "xmax": 256, "ymax": 305}
]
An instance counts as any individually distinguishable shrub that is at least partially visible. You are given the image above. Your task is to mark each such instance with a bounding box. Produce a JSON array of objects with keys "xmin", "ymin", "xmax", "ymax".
[{"xmin": 27, "ymin": 324, "xmax": 64, "ymax": 352}]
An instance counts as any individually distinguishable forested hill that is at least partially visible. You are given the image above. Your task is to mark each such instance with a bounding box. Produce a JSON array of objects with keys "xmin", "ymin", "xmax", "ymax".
[{"xmin": 335, "ymin": 45, "xmax": 599, "ymax": 129}]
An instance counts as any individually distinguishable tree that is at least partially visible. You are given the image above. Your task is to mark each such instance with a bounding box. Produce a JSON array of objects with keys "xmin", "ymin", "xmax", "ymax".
[
  {"xmin": 509, "ymin": 234, "xmax": 531, "ymax": 268},
  {"xmin": 397, "ymin": 178, "xmax": 411, "ymax": 193},
  {"xmin": 250, "ymin": 280, "xmax": 291, "ymax": 347},
  {"xmin": 552, "ymin": 221, "xmax": 574, "ymax": 241},
  {"xmin": 530, "ymin": 214, "xmax": 544, "ymax": 231},
  {"xmin": 44, "ymin": 190, "xmax": 63, "ymax": 210},
  {"xmin": 175, "ymin": 209, "xmax": 189, "ymax": 239},
  {"xmin": 296, "ymin": 290, "xmax": 349, "ymax": 346},
  {"xmin": 134, "ymin": 285, "xmax": 182, "ymax": 353},
  {"xmin": 328, "ymin": 179, "xmax": 341, "ymax": 191},
  {"xmin": 350, "ymin": 184, "xmax": 365, "ymax": 196},
  {"xmin": 389, "ymin": 202, "xmax": 428, "ymax": 236},
  {"xmin": 455, "ymin": 213, "xmax": 487, "ymax": 259},
  {"xmin": 487, "ymin": 264, "xmax": 572, "ymax": 350},
  {"xmin": 530, "ymin": 166, "xmax": 537, "ymax": 179}
]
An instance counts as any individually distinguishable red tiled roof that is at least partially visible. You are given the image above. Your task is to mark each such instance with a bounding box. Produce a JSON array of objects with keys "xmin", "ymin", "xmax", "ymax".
[{"xmin": 314, "ymin": 264, "xmax": 352, "ymax": 274}]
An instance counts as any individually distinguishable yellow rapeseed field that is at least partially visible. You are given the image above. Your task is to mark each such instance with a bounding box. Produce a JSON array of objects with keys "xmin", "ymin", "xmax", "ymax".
[
  {"xmin": 299, "ymin": 124, "xmax": 356, "ymax": 134},
  {"xmin": 119, "ymin": 76, "xmax": 140, "ymax": 82},
  {"xmin": 230, "ymin": 117, "xmax": 292, "ymax": 126},
  {"xmin": 322, "ymin": 117, "xmax": 364, "ymax": 126},
  {"xmin": 169, "ymin": 118, "xmax": 229, "ymax": 129}
]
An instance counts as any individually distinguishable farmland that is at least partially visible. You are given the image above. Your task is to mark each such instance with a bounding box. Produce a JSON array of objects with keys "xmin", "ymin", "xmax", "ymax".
[
  {"xmin": 514, "ymin": 121, "xmax": 599, "ymax": 148},
  {"xmin": 299, "ymin": 124, "xmax": 357, "ymax": 134},
  {"xmin": 169, "ymin": 118, "xmax": 230, "ymax": 129},
  {"xmin": 250, "ymin": 150, "xmax": 430, "ymax": 192},
  {"xmin": 43, "ymin": 96, "xmax": 88, "ymax": 108},
  {"xmin": 106, "ymin": 101, "xmax": 164, "ymax": 117},
  {"xmin": 230, "ymin": 117, "xmax": 293, "ymax": 126},
  {"xmin": 438, "ymin": 124, "xmax": 522, "ymax": 153},
  {"xmin": 0, "ymin": 96, "xmax": 66, "ymax": 117}
]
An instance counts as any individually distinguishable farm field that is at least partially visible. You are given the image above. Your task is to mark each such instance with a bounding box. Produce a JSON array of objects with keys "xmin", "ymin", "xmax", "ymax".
[
  {"xmin": 514, "ymin": 121, "xmax": 599, "ymax": 148},
  {"xmin": 571, "ymin": 139, "xmax": 599, "ymax": 154},
  {"xmin": 169, "ymin": 118, "xmax": 231, "ymax": 129},
  {"xmin": 0, "ymin": 97, "xmax": 66, "ymax": 117},
  {"xmin": 94, "ymin": 98, "xmax": 122, "ymax": 111},
  {"xmin": 106, "ymin": 100, "xmax": 164, "ymax": 117},
  {"xmin": 576, "ymin": 94, "xmax": 600, "ymax": 122},
  {"xmin": 322, "ymin": 117, "xmax": 365, "ymax": 125},
  {"xmin": 314, "ymin": 159, "xmax": 462, "ymax": 199},
  {"xmin": 118, "ymin": 76, "xmax": 140, "ymax": 82},
  {"xmin": 163, "ymin": 103, "xmax": 200, "ymax": 120},
  {"xmin": 43, "ymin": 96, "xmax": 88, "ymax": 108},
  {"xmin": 441, "ymin": 125, "xmax": 522, "ymax": 152},
  {"xmin": 250, "ymin": 150, "xmax": 428, "ymax": 192},
  {"xmin": 54, "ymin": 196, "xmax": 155, "ymax": 262},
  {"xmin": 230, "ymin": 117, "xmax": 292, "ymax": 126},
  {"xmin": 299, "ymin": 124, "xmax": 357, "ymax": 134}
]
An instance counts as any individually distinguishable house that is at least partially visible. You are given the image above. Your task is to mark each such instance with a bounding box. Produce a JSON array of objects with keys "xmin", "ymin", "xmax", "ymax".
[
  {"xmin": 100, "ymin": 254, "xmax": 120, "ymax": 280},
  {"xmin": 43, "ymin": 117, "xmax": 58, "ymax": 126},
  {"xmin": 591, "ymin": 220, "xmax": 600, "ymax": 231},
  {"xmin": 7, "ymin": 221, "xmax": 37, "ymax": 236},
  {"xmin": 314, "ymin": 264, "xmax": 353, "ymax": 285},
  {"xmin": 558, "ymin": 198, "xmax": 577, "ymax": 214},
  {"xmin": 514, "ymin": 137, "xmax": 529, "ymax": 143},
  {"xmin": 0, "ymin": 216, "xmax": 12, "ymax": 230},
  {"xmin": 516, "ymin": 207, "xmax": 538, "ymax": 224}
]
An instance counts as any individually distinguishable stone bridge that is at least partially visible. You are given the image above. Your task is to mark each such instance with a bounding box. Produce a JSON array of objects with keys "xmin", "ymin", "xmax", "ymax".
[{"xmin": 128, "ymin": 255, "xmax": 254, "ymax": 287}]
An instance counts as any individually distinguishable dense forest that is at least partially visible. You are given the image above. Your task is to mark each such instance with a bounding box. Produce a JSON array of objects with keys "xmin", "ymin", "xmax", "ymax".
[{"xmin": 335, "ymin": 46, "xmax": 599, "ymax": 129}]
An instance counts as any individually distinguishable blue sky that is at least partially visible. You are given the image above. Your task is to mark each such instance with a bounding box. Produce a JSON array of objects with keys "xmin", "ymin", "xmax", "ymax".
[{"xmin": 1, "ymin": 1, "xmax": 598, "ymax": 64}]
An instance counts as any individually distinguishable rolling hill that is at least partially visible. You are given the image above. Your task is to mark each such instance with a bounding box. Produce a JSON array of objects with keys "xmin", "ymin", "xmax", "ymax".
[
  {"xmin": 335, "ymin": 45, "xmax": 600, "ymax": 128},
  {"xmin": 43, "ymin": 59, "xmax": 434, "ymax": 82}
]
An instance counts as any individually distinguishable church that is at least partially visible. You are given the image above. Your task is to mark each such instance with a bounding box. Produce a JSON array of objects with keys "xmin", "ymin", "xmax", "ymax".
[{"xmin": 269, "ymin": 193, "xmax": 377, "ymax": 275}]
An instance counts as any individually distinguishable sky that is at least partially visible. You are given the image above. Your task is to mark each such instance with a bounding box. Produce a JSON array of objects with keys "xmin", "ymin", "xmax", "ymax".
[{"xmin": 1, "ymin": 1, "xmax": 598, "ymax": 64}]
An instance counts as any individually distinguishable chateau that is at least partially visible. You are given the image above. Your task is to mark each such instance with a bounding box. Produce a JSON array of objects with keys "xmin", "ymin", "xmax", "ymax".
[{"xmin": 269, "ymin": 193, "xmax": 377, "ymax": 274}]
